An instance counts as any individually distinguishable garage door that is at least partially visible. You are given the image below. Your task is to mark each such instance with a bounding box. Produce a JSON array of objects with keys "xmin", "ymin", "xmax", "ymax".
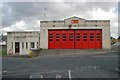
[
  {"xmin": 48, "ymin": 30, "xmax": 55, "ymax": 49},
  {"xmin": 48, "ymin": 30, "xmax": 102, "ymax": 49}
]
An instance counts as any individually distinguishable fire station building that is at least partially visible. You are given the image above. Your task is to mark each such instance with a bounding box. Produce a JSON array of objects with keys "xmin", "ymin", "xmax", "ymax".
[{"xmin": 40, "ymin": 16, "xmax": 111, "ymax": 49}]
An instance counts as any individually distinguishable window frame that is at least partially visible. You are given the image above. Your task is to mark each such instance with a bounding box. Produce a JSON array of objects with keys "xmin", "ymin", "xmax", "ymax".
[
  {"xmin": 26, "ymin": 42, "xmax": 28, "ymax": 49},
  {"xmin": 30, "ymin": 42, "xmax": 35, "ymax": 48},
  {"xmin": 22, "ymin": 42, "xmax": 24, "ymax": 49}
]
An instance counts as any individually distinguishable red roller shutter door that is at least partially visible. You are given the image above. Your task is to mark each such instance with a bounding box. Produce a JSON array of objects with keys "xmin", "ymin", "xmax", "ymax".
[
  {"xmin": 67, "ymin": 30, "xmax": 74, "ymax": 49},
  {"xmin": 54, "ymin": 30, "xmax": 62, "ymax": 49},
  {"xmin": 48, "ymin": 30, "xmax": 55, "ymax": 49},
  {"xmin": 61, "ymin": 30, "xmax": 68, "ymax": 49},
  {"xmin": 81, "ymin": 30, "xmax": 89, "ymax": 49},
  {"xmin": 88, "ymin": 30, "xmax": 96, "ymax": 49},
  {"xmin": 75, "ymin": 30, "xmax": 82, "ymax": 48},
  {"xmin": 48, "ymin": 29, "xmax": 102, "ymax": 49},
  {"xmin": 95, "ymin": 30, "xmax": 102, "ymax": 48}
]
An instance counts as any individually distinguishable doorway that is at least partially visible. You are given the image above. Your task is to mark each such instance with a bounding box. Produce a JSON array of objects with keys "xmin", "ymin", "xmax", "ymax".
[{"xmin": 15, "ymin": 42, "xmax": 20, "ymax": 53}]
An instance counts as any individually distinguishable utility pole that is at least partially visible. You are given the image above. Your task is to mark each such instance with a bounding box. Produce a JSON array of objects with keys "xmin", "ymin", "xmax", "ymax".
[{"xmin": 44, "ymin": 8, "xmax": 47, "ymax": 21}]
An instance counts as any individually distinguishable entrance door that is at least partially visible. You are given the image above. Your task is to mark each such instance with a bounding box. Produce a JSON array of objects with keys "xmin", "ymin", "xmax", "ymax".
[{"xmin": 15, "ymin": 42, "xmax": 20, "ymax": 53}]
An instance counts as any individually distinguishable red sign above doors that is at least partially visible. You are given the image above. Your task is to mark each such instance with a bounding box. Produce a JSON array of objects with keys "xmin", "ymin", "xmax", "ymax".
[{"xmin": 71, "ymin": 20, "xmax": 79, "ymax": 24}]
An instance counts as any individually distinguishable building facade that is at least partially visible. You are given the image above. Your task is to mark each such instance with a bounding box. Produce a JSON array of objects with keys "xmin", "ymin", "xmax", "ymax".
[
  {"xmin": 40, "ymin": 16, "xmax": 111, "ymax": 49},
  {"xmin": 7, "ymin": 31, "xmax": 40, "ymax": 55}
]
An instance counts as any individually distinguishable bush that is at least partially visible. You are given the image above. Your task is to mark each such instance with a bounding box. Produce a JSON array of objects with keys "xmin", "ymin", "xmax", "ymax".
[
  {"xmin": 28, "ymin": 51, "xmax": 33, "ymax": 58},
  {"xmin": 0, "ymin": 49, "xmax": 7, "ymax": 56}
]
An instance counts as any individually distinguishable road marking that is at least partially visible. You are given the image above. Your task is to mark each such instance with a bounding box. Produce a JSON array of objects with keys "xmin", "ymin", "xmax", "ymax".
[
  {"xmin": 68, "ymin": 70, "xmax": 72, "ymax": 80},
  {"xmin": 2, "ymin": 71, "xmax": 7, "ymax": 73},
  {"xmin": 91, "ymin": 55, "xmax": 118, "ymax": 57}
]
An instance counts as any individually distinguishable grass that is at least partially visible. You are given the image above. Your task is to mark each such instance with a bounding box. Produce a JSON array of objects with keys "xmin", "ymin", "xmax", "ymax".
[{"xmin": 0, "ymin": 49, "xmax": 7, "ymax": 56}]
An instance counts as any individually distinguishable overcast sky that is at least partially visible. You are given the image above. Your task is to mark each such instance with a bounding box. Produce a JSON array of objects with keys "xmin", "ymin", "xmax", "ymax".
[{"xmin": 1, "ymin": 1, "xmax": 119, "ymax": 38}]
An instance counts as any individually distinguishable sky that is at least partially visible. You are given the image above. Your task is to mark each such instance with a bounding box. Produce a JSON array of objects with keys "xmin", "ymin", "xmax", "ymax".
[{"xmin": 1, "ymin": 1, "xmax": 119, "ymax": 38}]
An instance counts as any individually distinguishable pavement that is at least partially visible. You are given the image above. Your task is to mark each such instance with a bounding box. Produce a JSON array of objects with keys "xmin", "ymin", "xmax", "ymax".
[
  {"xmin": 2, "ymin": 45, "xmax": 119, "ymax": 79},
  {"xmin": 38, "ymin": 49, "xmax": 114, "ymax": 57}
]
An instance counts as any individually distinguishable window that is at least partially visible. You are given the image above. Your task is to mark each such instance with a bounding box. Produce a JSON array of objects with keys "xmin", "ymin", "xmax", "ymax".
[
  {"xmin": 76, "ymin": 36, "xmax": 80, "ymax": 38},
  {"xmin": 30, "ymin": 42, "xmax": 35, "ymax": 48},
  {"xmin": 90, "ymin": 39, "xmax": 93, "ymax": 41},
  {"xmin": 69, "ymin": 39, "xmax": 73, "ymax": 41},
  {"xmin": 69, "ymin": 35, "xmax": 73, "ymax": 38},
  {"xmin": 11, "ymin": 42, "xmax": 13, "ymax": 49},
  {"xmin": 26, "ymin": 42, "xmax": 28, "ymax": 49},
  {"xmin": 53, "ymin": 21, "xmax": 56, "ymax": 23},
  {"xmin": 56, "ymin": 36, "xmax": 60, "ymax": 38},
  {"xmin": 74, "ymin": 25, "xmax": 77, "ymax": 27},
  {"xmin": 63, "ymin": 39, "xmax": 66, "ymax": 41},
  {"xmin": 97, "ymin": 36, "xmax": 100, "ymax": 38},
  {"xmin": 95, "ymin": 25, "xmax": 97, "ymax": 27},
  {"xmin": 56, "ymin": 39, "xmax": 59, "ymax": 41},
  {"xmin": 49, "ymin": 35, "xmax": 53, "ymax": 38},
  {"xmin": 97, "ymin": 39, "xmax": 100, "ymax": 41},
  {"xmin": 69, "ymin": 25, "xmax": 72, "ymax": 27},
  {"xmin": 22, "ymin": 42, "xmax": 24, "ymax": 49},
  {"xmin": 76, "ymin": 39, "xmax": 80, "ymax": 41},
  {"xmin": 49, "ymin": 34, "xmax": 53, "ymax": 35},
  {"xmin": 37, "ymin": 42, "xmax": 39, "ymax": 48},
  {"xmin": 56, "ymin": 34, "xmax": 60, "ymax": 38},
  {"xmin": 83, "ymin": 36, "xmax": 87, "ymax": 38},
  {"xmin": 49, "ymin": 39, "xmax": 53, "ymax": 41},
  {"xmin": 62, "ymin": 35, "xmax": 66, "ymax": 38},
  {"xmin": 45, "ymin": 21, "xmax": 47, "ymax": 23},
  {"xmin": 90, "ymin": 36, "xmax": 94, "ymax": 38}
]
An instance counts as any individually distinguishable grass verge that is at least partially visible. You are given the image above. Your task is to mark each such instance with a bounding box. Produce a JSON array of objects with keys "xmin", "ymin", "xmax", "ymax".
[{"xmin": 0, "ymin": 49, "xmax": 7, "ymax": 56}]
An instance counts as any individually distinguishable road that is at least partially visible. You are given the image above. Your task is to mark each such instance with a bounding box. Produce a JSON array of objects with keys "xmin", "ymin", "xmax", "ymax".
[{"xmin": 2, "ymin": 45, "xmax": 119, "ymax": 79}]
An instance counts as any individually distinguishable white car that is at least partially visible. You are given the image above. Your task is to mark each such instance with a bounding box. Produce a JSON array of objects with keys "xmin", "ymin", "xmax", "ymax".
[{"xmin": 113, "ymin": 42, "xmax": 120, "ymax": 45}]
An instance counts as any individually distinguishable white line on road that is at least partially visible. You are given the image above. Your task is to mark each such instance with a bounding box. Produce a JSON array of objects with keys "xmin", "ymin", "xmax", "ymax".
[
  {"xmin": 91, "ymin": 55, "xmax": 118, "ymax": 57},
  {"xmin": 68, "ymin": 70, "xmax": 72, "ymax": 80}
]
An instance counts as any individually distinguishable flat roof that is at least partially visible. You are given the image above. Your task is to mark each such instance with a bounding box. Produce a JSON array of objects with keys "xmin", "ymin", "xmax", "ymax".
[
  {"xmin": 40, "ymin": 16, "xmax": 110, "ymax": 22},
  {"xmin": 7, "ymin": 31, "xmax": 40, "ymax": 33}
]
